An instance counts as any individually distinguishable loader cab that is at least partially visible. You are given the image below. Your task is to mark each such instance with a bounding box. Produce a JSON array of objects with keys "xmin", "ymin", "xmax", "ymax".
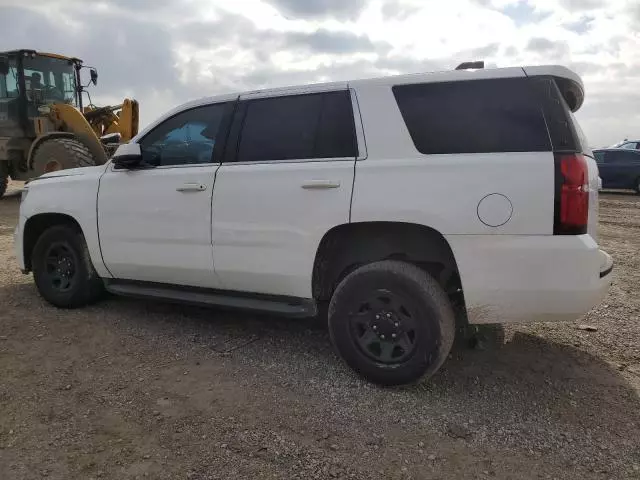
[{"xmin": 0, "ymin": 50, "xmax": 84, "ymax": 135}]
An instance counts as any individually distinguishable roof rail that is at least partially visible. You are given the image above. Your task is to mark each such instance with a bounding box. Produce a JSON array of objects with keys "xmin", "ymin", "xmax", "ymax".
[{"xmin": 455, "ymin": 61, "xmax": 485, "ymax": 70}]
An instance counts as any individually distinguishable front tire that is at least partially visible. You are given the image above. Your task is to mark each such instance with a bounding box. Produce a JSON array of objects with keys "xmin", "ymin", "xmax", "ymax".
[
  {"xmin": 31, "ymin": 137, "xmax": 97, "ymax": 177},
  {"xmin": 328, "ymin": 260, "xmax": 455, "ymax": 386},
  {"xmin": 31, "ymin": 225, "xmax": 105, "ymax": 308}
]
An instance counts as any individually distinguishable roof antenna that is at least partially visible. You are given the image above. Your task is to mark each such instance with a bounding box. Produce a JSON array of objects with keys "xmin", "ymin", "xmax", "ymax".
[{"xmin": 455, "ymin": 61, "xmax": 485, "ymax": 70}]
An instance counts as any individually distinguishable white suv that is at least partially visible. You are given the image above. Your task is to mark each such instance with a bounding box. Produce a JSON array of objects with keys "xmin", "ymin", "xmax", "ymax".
[{"xmin": 14, "ymin": 64, "xmax": 613, "ymax": 385}]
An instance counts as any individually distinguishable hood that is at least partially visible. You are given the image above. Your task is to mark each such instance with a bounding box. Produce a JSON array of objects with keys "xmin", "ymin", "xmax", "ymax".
[{"xmin": 31, "ymin": 164, "xmax": 108, "ymax": 182}]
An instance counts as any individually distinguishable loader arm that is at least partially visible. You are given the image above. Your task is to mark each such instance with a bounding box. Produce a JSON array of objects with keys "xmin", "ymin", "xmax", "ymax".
[
  {"xmin": 84, "ymin": 99, "xmax": 139, "ymax": 142},
  {"xmin": 28, "ymin": 103, "xmax": 108, "ymax": 167}
]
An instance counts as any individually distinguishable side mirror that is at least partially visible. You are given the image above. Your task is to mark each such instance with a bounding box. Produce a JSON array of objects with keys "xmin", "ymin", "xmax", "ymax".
[
  {"xmin": 112, "ymin": 143, "xmax": 143, "ymax": 169},
  {"xmin": 0, "ymin": 56, "xmax": 9, "ymax": 76},
  {"xmin": 90, "ymin": 68, "xmax": 98, "ymax": 86}
]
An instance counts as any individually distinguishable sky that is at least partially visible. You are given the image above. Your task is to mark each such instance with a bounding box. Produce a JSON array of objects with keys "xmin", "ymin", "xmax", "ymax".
[{"xmin": 0, "ymin": 0, "xmax": 638, "ymax": 148}]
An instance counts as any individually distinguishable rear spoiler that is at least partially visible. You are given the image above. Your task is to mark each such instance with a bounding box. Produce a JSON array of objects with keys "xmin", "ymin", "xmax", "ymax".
[{"xmin": 523, "ymin": 65, "xmax": 584, "ymax": 112}]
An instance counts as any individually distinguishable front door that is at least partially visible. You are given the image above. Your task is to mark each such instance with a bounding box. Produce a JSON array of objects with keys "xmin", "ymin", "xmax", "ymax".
[
  {"xmin": 97, "ymin": 101, "xmax": 232, "ymax": 288},
  {"xmin": 211, "ymin": 88, "xmax": 362, "ymax": 299}
]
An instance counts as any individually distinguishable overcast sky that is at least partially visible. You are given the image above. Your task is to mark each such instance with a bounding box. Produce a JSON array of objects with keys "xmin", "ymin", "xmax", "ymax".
[{"xmin": 1, "ymin": 0, "xmax": 638, "ymax": 147}]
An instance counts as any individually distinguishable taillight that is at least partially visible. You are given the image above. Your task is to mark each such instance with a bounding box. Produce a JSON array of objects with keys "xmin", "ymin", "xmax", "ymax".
[{"xmin": 554, "ymin": 153, "xmax": 589, "ymax": 235}]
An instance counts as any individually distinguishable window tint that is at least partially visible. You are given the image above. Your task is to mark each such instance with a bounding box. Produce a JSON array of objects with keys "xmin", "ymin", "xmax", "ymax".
[
  {"xmin": 620, "ymin": 142, "xmax": 639, "ymax": 150},
  {"xmin": 393, "ymin": 78, "xmax": 551, "ymax": 155},
  {"xmin": 236, "ymin": 90, "xmax": 356, "ymax": 162},
  {"xmin": 139, "ymin": 103, "xmax": 227, "ymax": 166}
]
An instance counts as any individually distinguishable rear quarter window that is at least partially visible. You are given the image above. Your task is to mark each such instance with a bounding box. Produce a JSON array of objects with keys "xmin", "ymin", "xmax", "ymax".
[{"xmin": 392, "ymin": 78, "xmax": 551, "ymax": 155}]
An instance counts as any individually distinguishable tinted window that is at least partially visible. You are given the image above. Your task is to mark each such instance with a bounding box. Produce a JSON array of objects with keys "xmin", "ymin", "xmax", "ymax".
[
  {"xmin": 619, "ymin": 142, "xmax": 638, "ymax": 150},
  {"xmin": 393, "ymin": 78, "xmax": 551, "ymax": 155},
  {"xmin": 140, "ymin": 103, "xmax": 227, "ymax": 166},
  {"xmin": 531, "ymin": 77, "xmax": 584, "ymax": 153},
  {"xmin": 236, "ymin": 91, "xmax": 356, "ymax": 162}
]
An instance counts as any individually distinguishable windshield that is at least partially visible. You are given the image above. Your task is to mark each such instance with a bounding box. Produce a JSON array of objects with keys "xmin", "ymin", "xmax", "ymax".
[
  {"xmin": 0, "ymin": 57, "xmax": 19, "ymax": 100},
  {"xmin": 22, "ymin": 55, "xmax": 78, "ymax": 107}
]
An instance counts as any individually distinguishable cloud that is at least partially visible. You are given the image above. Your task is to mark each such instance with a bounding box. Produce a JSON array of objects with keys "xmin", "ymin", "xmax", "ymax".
[
  {"xmin": 261, "ymin": 0, "xmax": 369, "ymax": 20},
  {"xmin": 563, "ymin": 16, "xmax": 593, "ymax": 34},
  {"xmin": 0, "ymin": 0, "xmax": 637, "ymax": 148},
  {"xmin": 469, "ymin": 43, "xmax": 500, "ymax": 58},
  {"xmin": 558, "ymin": 0, "xmax": 604, "ymax": 11},
  {"xmin": 179, "ymin": 14, "xmax": 386, "ymax": 55},
  {"xmin": 286, "ymin": 30, "xmax": 388, "ymax": 54},
  {"xmin": 525, "ymin": 37, "xmax": 570, "ymax": 60},
  {"xmin": 381, "ymin": 0, "xmax": 421, "ymax": 20}
]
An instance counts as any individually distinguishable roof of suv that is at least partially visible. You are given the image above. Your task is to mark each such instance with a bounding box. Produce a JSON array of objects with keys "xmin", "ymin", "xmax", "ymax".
[{"xmin": 134, "ymin": 64, "xmax": 584, "ymax": 143}]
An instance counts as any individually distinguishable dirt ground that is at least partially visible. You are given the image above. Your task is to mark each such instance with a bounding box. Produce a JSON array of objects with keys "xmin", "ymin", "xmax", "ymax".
[{"xmin": 0, "ymin": 182, "xmax": 639, "ymax": 480}]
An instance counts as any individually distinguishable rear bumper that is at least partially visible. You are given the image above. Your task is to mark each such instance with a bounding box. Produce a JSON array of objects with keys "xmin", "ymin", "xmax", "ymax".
[{"xmin": 447, "ymin": 234, "xmax": 613, "ymax": 324}]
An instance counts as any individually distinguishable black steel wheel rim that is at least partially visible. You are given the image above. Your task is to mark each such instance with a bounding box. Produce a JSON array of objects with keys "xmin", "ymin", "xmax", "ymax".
[
  {"xmin": 43, "ymin": 242, "xmax": 77, "ymax": 292},
  {"xmin": 348, "ymin": 288, "xmax": 420, "ymax": 364}
]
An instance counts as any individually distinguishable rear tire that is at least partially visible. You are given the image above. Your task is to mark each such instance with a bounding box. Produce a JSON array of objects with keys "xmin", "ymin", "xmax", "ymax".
[
  {"xmin": 31, "ymin": 225, "xmax": 105, "ymax": 308},
  {"xmin": 31, "ymin": 137, "xmax": 97, "ymax": 177},
  {"xmin": 328, "ymin": 260, "xmax": 455, "ymax": 386}
]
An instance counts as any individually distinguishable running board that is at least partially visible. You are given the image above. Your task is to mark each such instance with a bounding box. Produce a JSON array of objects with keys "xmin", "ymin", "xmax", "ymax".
[{"xmin": 103, "ymin": 280, "xmax": 317, "ymax": 318}]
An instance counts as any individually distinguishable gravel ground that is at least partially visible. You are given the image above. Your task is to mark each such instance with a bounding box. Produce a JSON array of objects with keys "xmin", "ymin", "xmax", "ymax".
[{"xmin": 0, "ymin": 182, "xmax": 639, "ymax": 480}]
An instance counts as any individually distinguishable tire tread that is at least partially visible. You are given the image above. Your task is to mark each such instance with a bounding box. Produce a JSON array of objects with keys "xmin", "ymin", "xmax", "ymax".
[{"xmin": 328, "ymin": 260, "xmax": 455, "ymax": 386}]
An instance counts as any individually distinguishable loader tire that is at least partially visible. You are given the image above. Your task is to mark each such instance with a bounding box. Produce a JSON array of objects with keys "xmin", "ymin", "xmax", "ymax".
[
  {"xmin": 31, "ymin": 137, "xmax": 97, "ymax": 177},
  {"xmin": 0, "ymin": 172, "xmax": 7, "ymax": 199}
]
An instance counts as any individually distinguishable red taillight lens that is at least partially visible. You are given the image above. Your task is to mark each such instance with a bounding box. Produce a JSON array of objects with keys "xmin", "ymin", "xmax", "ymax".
[{"xmin": 554, "ymin": 153, "xmax": 589, "ymax": 235}]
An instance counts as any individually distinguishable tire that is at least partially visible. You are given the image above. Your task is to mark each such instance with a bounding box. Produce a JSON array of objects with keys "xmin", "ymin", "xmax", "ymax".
[
  {"xmin": 31, "ymin": 137, "xmax": 96, "ymax": 177},
  {"xmin": 635, "ymin": 177, "xmax": 640, "ymax": 195},
  {"xmin": 31, "ymin": 225, "xmax": 105, "ymax": 308},
  {"xmin": 0, "ymin": 171, "xmax": 7, "ymax": 199},
  {"xmin": 328, "ymin": 260, "xmax": 455, "ymax": 386}
]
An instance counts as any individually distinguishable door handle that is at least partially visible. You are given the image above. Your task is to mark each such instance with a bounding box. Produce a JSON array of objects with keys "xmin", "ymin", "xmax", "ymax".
[
  {"xmin": 176, "ymin": 183, "xmax": 207, "ymax": 192},
  {"xmin": 301, "ymin": 180, "xmax": 341, "ymax": 190}
]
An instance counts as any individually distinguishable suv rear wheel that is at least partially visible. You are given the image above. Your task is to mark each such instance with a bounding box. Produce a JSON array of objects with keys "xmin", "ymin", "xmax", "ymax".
[
  {"xmin": 31, "ymin": 225, "xmax": 105, "ymax": 308},
  {"xmin": 328, "ymin": 260, "xmax": 455, "ymax": 386}
]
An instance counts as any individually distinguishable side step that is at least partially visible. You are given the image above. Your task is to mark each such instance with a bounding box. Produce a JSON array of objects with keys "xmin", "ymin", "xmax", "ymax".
[{"xmin": 104, "ymin": 280, "xmax": 317, "ymax": 318}]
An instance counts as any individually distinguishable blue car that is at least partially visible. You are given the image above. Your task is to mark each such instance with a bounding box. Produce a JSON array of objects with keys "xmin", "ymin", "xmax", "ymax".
[{"xmin": 594, "ymin": 148, "xmax": 640, "ymax": 193}]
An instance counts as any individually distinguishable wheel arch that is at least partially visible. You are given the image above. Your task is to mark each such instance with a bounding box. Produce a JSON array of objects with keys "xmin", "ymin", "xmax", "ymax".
[
  {"xmin": 22, "ymin": 212, "xmax": 83, "ymax": 272},
  {"xmin": 312, "ymin": 221, "xmax": 464, "ymax": 305}
]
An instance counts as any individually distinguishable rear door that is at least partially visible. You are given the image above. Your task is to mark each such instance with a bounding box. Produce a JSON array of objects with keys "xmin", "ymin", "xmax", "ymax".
[{"xmin": 210, "ymin": 87, "xmax": 361, "ymax": 298}]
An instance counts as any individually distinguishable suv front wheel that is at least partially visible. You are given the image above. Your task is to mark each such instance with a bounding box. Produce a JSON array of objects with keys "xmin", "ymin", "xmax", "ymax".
[
  {"xmin": 328, "ymin": 260, "xmax": 455, "ymax": 386},
  {"xmin": 31, "ymin": 225, "xmax": 105, "ymax": 308}
]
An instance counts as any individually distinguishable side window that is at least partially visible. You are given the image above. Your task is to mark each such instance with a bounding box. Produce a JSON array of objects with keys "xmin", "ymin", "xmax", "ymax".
[
  {"xmin": 235, "ymin": 90, "xmax": 356, "ymax": 162},
  {"xmin": 139, "ymin": 103, "xmax": 227, "ymax": 167},
  {"xmin": 393, "ymin": 78, "xmax": 551, "ymax": 155}
]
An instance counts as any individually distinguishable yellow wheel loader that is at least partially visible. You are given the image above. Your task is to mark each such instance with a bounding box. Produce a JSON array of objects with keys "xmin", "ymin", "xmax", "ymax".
[{"xmin": 0, "ymin": 49, "xmax": 139, "ymax": 197}]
